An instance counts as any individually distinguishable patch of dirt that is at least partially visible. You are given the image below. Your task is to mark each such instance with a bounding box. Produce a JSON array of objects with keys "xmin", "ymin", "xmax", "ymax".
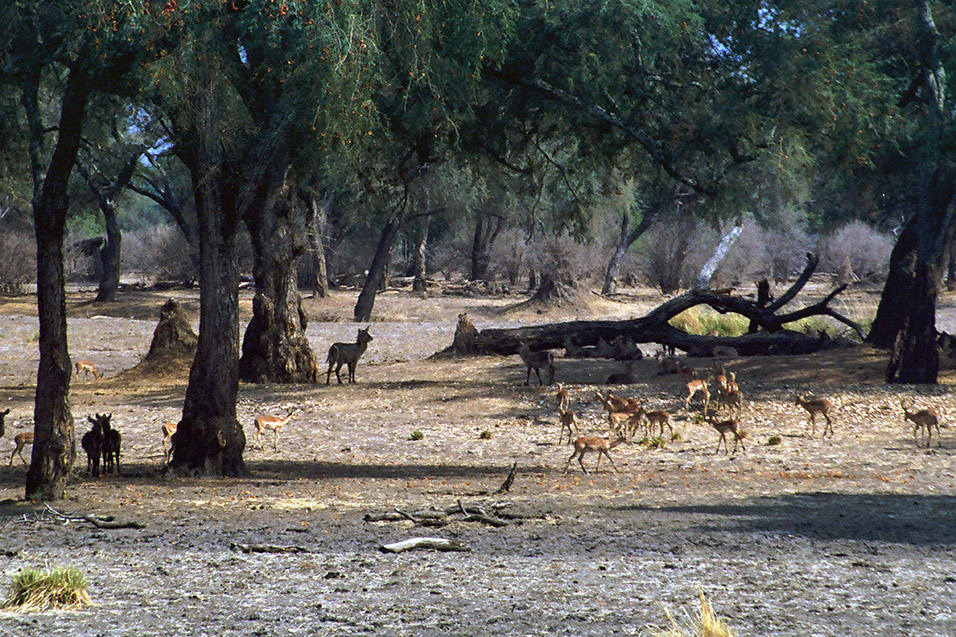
[{"xmin": 0, "ymin": 285, "xmax": 954, "ymax": 636}]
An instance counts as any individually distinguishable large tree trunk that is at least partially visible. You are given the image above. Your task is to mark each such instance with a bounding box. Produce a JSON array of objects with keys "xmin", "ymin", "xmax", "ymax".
[
  {"xmin": 354, "ymin": 217, "xmax": 401, "ymax": 322},
  {"xmin": 24, "ymin": 70, "xmax": 87, "ymax": 500},
  {"xmin": 884, "ymin": 1, "xmax": 955, "ymax": 383},
  {"xmin": 867, "ymin": 215, "xmax": 917, "ymax": 349},
  {"xmin": 470, "ymin": 211, "xmax": 502, "ymax": 282},
  {"xmin": 170, "ymin": 83, "xmax": 246, "ymax": 477},
  {"xmin": 239, "ymin": 191, "xmax": 318, "ymax": 384}
]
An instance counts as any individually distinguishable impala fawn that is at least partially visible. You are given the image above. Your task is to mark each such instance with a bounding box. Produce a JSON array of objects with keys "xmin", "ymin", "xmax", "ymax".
[
  {"xmin": 563, "ymin": 434, "xmax": 627, "ymax": 474},
  {"xmin": 555, "ymin": 383, "xmax": 570, "ymax": 413},
  {"xmin": 558, "ymin": 408, "xmax": 581, "ymax": 444},
  {"xmin": 794, "ymin": 394, "xmax": 834, "ymax": 438},
  {"xmin": 74, "ymin": 359, "xmax": 100, "ymax": 380},
  {"xmin": 9, "ymin": 431, "xmax": 33, "ymax": 466},
  {"xmin": 708, "ymin": 417, "xmax": 745, "ymax": 454},
  {"xmin": 253, "ymin": 409, "xmax": 295, "ymax": 451},
  {"xmin": 900, "ymin": 399, "xmax": 941, "ymax": 448}
]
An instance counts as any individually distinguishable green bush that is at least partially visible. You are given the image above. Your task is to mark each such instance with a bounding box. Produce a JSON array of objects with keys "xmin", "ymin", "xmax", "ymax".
[{"xmin": 3, "ymin": 566, "xmax": 92, "ymax": 611}]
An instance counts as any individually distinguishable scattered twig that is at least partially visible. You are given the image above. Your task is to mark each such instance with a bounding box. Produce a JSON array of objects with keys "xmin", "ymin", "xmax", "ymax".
[
  {"xmin": 380, "ymin": 537, "xmax": 470, "ymax": 553},
  {"xmin": 43, "ymin": 504, "xmax": 144, "ymax": 529},
  {"xmin": 230, "ymin": 543, "xmax": 309, "ymax": 554},
  {"xmin": 496, "ymin": 462, "xmax": 518, "ymax": 493}
]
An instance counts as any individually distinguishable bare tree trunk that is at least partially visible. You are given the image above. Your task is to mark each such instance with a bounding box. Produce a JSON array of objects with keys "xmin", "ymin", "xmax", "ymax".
[
  {"xmin": 95, "ymin": 205, "xmax": 121, "ymax": 302},
  {"xmin": 354, "ymin": 217, "xmax": 401, "ymax": 322},
  {"xmin": 24, "ymin": 70, "xmax": 86, "ymax": 500},
  {"xmin": 867, "ymin": 215, "xmax": 917, "ymax": 349},
  {"xmin": 302, "ymin": 189, "xmax": 330, "ymax": 298},
  {"xmin": 601, "ymin": 200, "xmax": 664, "ymax": 295},
  {"xmin": 413, "ymin": 214, "xmax": 429, "ymax": 293},
  {"xmin": 693, "ymin": 224, "xmax": 743, "ymax": 289},
  {"xmin": 470, "ymin": 211, "xmax": 502, "ymax": 281}
]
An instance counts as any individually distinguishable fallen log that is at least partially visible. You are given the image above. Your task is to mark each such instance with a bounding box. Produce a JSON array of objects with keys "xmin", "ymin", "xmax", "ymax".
[{"xmin": 435, "ymin": 253, "xmax": 862, "ymax": 357}]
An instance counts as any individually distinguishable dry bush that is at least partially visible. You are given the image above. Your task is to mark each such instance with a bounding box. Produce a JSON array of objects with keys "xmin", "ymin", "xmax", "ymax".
[
  {"xmin": 0, "ymin": 230, "xmax": 36, "ymax": 294},
  {"xmin": 640, "ymin": 218, "xmax": 716, "ymax": 294},
  {"xmin": 654, "ymin": 591, "xmax": 736, "ymax": 637},
  {"xmin": 489, "ymin": 228, "xmax": 528, "ymax": 286},
  {"xmin": 123, "ymin": 226, "xmax": 196, "ymax": 283},
  {"xmin": 527, "ymin": 234, "xmax": 599, "ymax": 289},
  {"xmin": 819, "ymin": 221, "xmax": 893, "ymax": 284}
]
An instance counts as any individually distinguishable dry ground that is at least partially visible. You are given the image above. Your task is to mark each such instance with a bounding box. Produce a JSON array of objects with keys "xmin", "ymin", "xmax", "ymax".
[{"xmin": 0, "ymin": 284, "xmax": 954, "ymax": 636}]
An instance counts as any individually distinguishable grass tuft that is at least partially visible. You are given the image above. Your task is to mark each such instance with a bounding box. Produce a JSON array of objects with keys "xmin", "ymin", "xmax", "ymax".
[
  {"xmin": 408, "ymin": 430, "xmax": 424, "ymax": 441},
  {"xmin": 479, "ymin": 430, "xmax": 492, "ymax": 440},
  {"xmin": 654, "ymin": 590, "xmax": 736, "ymax": 637},
  {"xmin": 3, "ymin": 566, "xmax": 92, "ymax": 612},
  {"xmin": 767, "ymin": 435, "xmax": 782, "ymax": 446}
]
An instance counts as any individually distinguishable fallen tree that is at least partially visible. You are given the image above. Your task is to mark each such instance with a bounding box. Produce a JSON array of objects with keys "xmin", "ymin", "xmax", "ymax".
[{"xmin": 437, "ymin": 253, "xmax": 864, "ymax": 357}]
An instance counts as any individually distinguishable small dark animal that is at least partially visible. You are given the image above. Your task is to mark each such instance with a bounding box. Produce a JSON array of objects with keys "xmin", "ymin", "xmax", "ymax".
[
  {"xmin": 326, "ymin": 327, "xmax": 373, "ymax": 384},
  {"xmin": 97, "ymin": 413, "xmax": 121, "ymax": 474},
  {"xmin": 82, "ymin": 416, "xmax": 104, "ymax": 478}
]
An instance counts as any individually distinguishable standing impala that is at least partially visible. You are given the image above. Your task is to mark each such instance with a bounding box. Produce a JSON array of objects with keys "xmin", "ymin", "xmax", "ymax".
[
  {"xmin": 794, "ymin": 394, "xmax": 834, "ymax": 438},
  {"xmin": 253, "ymin": 409, "xmax": 295, "ymax": 451}
]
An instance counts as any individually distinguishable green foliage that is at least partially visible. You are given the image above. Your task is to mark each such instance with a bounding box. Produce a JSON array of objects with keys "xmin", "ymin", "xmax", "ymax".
[
  {"xmin": 479, "ymin": 430, "xmax": 492, "ymax": 440},
  {"xmin": 408, "ymin": 430, "xmax": 424, "ymax": 441},
  {"xmin": 669, "ymin": 307, "xmax": 749, "ymax": 337},
  {"xmin": 3, "ymin": 566, "xmax": 92, "ymax": 611},
  {"xmin": 767, "ymin": 435, "xmax": 782, "ymax": 446}
]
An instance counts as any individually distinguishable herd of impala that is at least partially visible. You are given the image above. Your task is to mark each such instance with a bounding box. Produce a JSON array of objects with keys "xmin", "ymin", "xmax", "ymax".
[
  {"xmin": 0, "ymin": 325, "xmax": 947, "ymax": 477},
  {"xmin": 531, "ymin": 344, "xmax": 946, "ymax": 474}
]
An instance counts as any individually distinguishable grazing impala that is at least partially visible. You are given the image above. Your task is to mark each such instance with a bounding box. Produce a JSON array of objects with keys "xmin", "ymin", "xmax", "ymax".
[
  {"xmin": 563, "ymin": 434, "xmax": 627, "ymax": 475},
  {"xmin": 794, "ymin": 394, "xmax": 834, "ymax": 438},
  {"xmin": 74, "ymin": 359, "xmax": 100, "ymax": 380},
  {"xmin": 900, "ymin": 399, "xmax": 941, "ymax": 448},
  {"xmin": 254, "ymin": 409, "xmax": 295, "ymax": 451},
  {"xmin": 684, "ymin": 378, "xmax": 711, "ymax": 413}
]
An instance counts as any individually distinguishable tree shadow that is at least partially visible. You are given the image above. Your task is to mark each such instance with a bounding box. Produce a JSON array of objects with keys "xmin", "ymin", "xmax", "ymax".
[{"xmin": 618, "ymin": 491, "xmax": 956, "ymax": 545}]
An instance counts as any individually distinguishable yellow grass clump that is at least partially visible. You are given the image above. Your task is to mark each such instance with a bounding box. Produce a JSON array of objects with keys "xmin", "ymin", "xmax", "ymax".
[
  {"xmin": 2, "ymin": 567, "xmax": 92, "ymax": 612},
  {"xmin": 654, "ymin": 590, "xmax": 736, "ymax": 637}
]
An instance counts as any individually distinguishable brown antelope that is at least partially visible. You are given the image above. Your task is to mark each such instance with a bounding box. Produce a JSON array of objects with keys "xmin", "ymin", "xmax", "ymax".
[
  {"xmin": 720, "ymin": 387, "xmax": 744, "ymax": 416},
  {"xmin": 253, "ymin": 409, "xmax": 295, "ymax": 451},
  {"xmin": 563, "ymin": 434, "xmax": 627, "ymax": 474},
  {"xmin": 606, "ymin": 361, "xmax": 638, "ymax": 385},
  {"xmin": 558, "ymin": 408, "xmax": 581, "ymax": 445},
  {"xmin": 679, "ymin": 363, "xmax": 702, "ymax": 383},
  {"xmin": 900, "ymin": 399, "xmax": 941, "ymax": 448},
  {"xmin": 611, "ymin": 335, "xmax": 642, "ymax": 361},
  {"xmin": 326, "ymin": 327, "xmax": 373, "ymax": 384},
  {"xmin": 161, "ymin": 421, "xmax": 178, "ymax": 463},
  {"xmin": 712, "ymin": 363, "xmax": 729, "ymax": 394},
  {"xmin": 517, "ymin": 341, "xmax": 555, "ymax": 386},
  {"xmin": 9, "ymin": 431, "xmax": 33, "ymax": 466},
  {"xmin": 74, "ymin": 359, "xmax": 100, "ymax": 380},
  {"xmin": 794, "ymin": 394, "xmax": 834, "ymax": 438},
  {"xmin": 555, "ymin": 383, "xmax": 570, "ymax": 413},
  {"xmin": 708, "ymin": 417, "xmax": 745, "ymax": 454},
  {"xmin": 644, "ymin": 409, "xmax": 674, "ymax": 439},
  {"xmin": 684, "ymin": 378, "xmax": 711, "ymax": 413}
]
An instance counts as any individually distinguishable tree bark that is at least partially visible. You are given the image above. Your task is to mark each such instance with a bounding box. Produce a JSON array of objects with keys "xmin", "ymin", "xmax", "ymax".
[
  {"xmin": 95, "ymin": 203, "xmax": 122, "ymax": 302},
  {"xmin": 866, "ymin": 215, "xmax": 917, "ymax": 349},
  {"xmin": 693, "ymin": 224, "xmax": 742, "ymax": 289},
  {"xmin": 354, "ymin": 217, "xmax": 401, "ymax": 322},
  {"xmin": 170, "ymin": 82, "xmax": 246, "ymax": 477},
  {"xmin": 885, "ymin": 1, "xmax": 955, "ymax": 383},
  {"xmin": 301, "ymin": 189, "xmax": 330, "ymax": 298},
  {"xmin": 412, "ymin": 214, "xmax": 429, "ymax": 293},
  {"xmin": 470, "ymin": 211, "xmax": 502, "ymax": 282},
  {"xmin": 24, "ymin": 69, "xmax": 87, "ymax": 500},
  {"xmin": 239, "ymin": 190, "xmax": 318, "ymax": 384}
]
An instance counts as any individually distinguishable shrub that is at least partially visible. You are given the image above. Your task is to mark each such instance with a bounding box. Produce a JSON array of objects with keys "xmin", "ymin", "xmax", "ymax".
[
  {"xmin": 0, "ymin": 230, "xmax": 36, "ymax": 294},
  {"xmin": 479, "ymin": 430, "xmax": 492, "ymax": 440},
  {"xmin": 767, "ymin": 435, "xmax": 782, "ymax": 446},
  {"xmin": 3, "ymin": 566, "xmax": 92, "ymax": 611},
  {"xmin": 654, "ymin": 590, "xmax": 736, "ymax": 637},
  {"xmin": 408, "ymin": 430, "xmax": 424, "ymax": 441},
  {"xmin": 123, "ymin": 226, "xmax": 196, "ymax": 283},
  {"xmin": 818, "ymin": 221, "xmax": 893, "ymax": 284}
]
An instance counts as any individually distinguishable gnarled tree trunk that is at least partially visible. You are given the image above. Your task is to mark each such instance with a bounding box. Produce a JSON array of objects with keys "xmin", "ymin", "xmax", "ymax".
[
  {"xmin": 24, "ymin": 69, "xmax": 87, "ymax": 500},
  {"xmin": 354, "ymin": 217, "xmax": 401, "ymax": 322},
  {"xmin": 239, "ymin": 191, "xmax": 318, "ymax": 384}
]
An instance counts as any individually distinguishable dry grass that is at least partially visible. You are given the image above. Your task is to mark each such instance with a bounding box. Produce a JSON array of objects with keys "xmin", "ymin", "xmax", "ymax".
[
  {"xmin": 2, "ymin": 566, "xmax": 92, "ymax": 612},
  {"xmin": 655, "ymin": 591, "xmax": 736, "ymax": 637}
]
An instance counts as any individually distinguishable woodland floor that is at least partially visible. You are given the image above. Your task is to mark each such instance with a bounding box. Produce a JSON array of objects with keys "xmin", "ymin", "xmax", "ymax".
[{"xmin": 0, "ymin": 281, "xmax": 954, "ymax": 635}]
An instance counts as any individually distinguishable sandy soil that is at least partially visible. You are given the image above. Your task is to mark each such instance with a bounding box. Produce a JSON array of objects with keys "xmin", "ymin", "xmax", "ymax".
[{"xmin": 0, "ymin": 284, "xmax": 954, "ymax": 636}]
